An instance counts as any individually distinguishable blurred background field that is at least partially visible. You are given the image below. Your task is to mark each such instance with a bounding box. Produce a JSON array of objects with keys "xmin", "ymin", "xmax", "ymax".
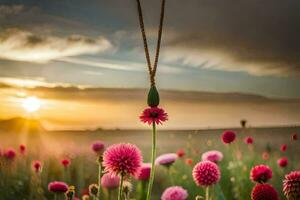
[{"xmin": 0, "ymin": 119, "xmax": 299, "ymax": 200}]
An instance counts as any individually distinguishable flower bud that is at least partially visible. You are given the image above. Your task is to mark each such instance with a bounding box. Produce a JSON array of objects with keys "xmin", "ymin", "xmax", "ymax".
[{"xmin": 147, "ymin": 86, "xmax": 160, "ymax": 107}]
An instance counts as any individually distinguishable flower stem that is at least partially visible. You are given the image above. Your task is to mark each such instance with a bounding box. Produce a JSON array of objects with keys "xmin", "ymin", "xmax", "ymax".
[
  {"xmin": 168, "ymin": 167, "xmax": 174, "ymax": 185},
  {"xmin": 205, "ymin": 187, "xmax": 209, "ymax": 200},
  {"xmin": 118, "ymin": 174, "xmax": 124, "ymax": 200},
  {"xmin": 54, "ymin": 193, "xmax": 57, "ymax": 200},
  {"xmin": 108, "ymin": 189, "xmax": 112, "ymax": 200},
  {"xmin": 146, "ymin": 122, "xmax": 157, "ymax": 200},
  {"xmin": 97, "ymin": 157, "xmax": 103, "ymax": 200}
]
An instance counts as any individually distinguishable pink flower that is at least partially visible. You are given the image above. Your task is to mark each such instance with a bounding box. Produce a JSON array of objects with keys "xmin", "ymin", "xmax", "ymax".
[
  {"xmin": 103, "ymin": 143, "xmax": 142, "ymax": 176},
  {"xmin": 48, "ymin": 181, "xmax": 68, "ymax": 193},
  {"xmin": 283, "ymin": 171, "xmax": 300, "ymax": 200},
  {"xmin": 292, "ymin": 133, "xmax": 298, "ymax": 141},
  {"xmin": 32, "ymin": 160, "xmax": 42, "ymax": 173},
  {"xmin": 262, "ymin": 152, "xmax": 270, "ymax": 160},
  {"xmin": 19, "ymin": 144, "xmax": 26, "ymax": 154},
  {"xmin": 61, "ymin": 159, "xmax": 71, "ymax": 168},
  {"xmin": 101, "ymin": 173, "xmax": 120, "ymax": 189},
  {"xmin": 245, "ymin": 137, "xmax": 254, "ymax": 144},
  {"xmin": 155, "ymin": 153, "xmax": 177, "ymax": 166},
  {"xmin": 201, "ymin": 150, "xmax": 223, "ymax": 163},
  {"xmin": 140, "ymin": 107, "xmax": 168, "ymax": 125},
  {"xmin": 277, "ymin": 157, "xmax": 288, "ymax": 168},
  {"xmin": 4, "ymin": 148, "xmax": 16, "ymax": 160},
  {"xmin": 135, "ymin": 163, "xmax": 151, "ymax": 181},
  {"xmin": 250, "ymin": 165, "xmax": 272, "ymax": 183},
  {"xmin": 176, "ymin": 149, "xmax": 185, "ymax": 158},
  {"xmin": 161, "ymin": 186, "xmax": 188, "ymax": 200},
  {"xmin": 251, "ymin": 183, "xmax": 279, "ymax": 200},
  {"xmin": 192, "ymin": 161, "xmax": 221, "ymax": 187},
  {"xmin": 280, "ymin": 144, "xmax": 287, "ymax": 152},
  {"xmin": 91, "ymin": 141, "xmax": 105, "ymax": 154},
  {"xmin": 221, "ymin": 130, "xmax": 236, "ymax": 144}
]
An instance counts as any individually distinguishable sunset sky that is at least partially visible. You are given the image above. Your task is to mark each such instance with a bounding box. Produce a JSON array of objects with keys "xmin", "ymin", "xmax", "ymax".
[{"xmin": 0, "ymin": 0, "xmax": 300, "ymax": 129}]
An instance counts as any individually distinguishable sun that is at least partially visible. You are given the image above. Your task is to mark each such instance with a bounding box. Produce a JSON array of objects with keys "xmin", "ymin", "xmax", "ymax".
[{"xmin": 22, "ymin": 97, "xmax": 42, "ymax": 113}]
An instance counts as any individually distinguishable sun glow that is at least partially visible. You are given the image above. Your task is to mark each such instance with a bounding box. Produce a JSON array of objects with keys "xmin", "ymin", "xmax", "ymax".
[{"xmin": 22, "ymin": 97, "xmax": 42, "ymax": 113}]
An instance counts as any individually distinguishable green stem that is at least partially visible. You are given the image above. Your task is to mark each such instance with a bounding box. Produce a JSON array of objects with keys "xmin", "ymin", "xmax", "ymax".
[
  {"xmin": 205, "ymin": 187, "xmax": 209, "ymax": 200},
  {"xmin": 141, "ymin": 181, "xmax": 147, "ymax": 200},
  {"xmin": 146, "ymin": 122, "xmax": 157, "ymax": 200},
  {"xmin": 118, "ymin": 174, "xmax": 124, "ymax": 200},
  {"xmin": 97, "ymin": 158, "xmax": 102, "ymax": 200},
  {"xmin": 168, "ymin": 167, "xmax": 174, "ymax": 185},
  {"xmin": 54, "ymin": 193, "xmax": 57, "ymax": 200}
]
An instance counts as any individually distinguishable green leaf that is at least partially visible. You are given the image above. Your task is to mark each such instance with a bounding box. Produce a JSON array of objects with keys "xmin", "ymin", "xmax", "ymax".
[{"xmin": 215, "ymin": 183, "xmax": 226, "ymax": 200}]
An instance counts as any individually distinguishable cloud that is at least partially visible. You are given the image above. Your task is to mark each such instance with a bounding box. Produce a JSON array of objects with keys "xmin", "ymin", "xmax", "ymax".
[
  {"xmin": 0, "ymin": 28, "xmax": 112, "ymax": 62},
  {"xmin": 0, "ymin": 5, "xmax": 24, "ymax": 17}
]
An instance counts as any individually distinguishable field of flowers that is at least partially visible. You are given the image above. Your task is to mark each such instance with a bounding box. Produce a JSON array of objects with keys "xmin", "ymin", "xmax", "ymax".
[{"xmin": 0, "ymin": 126, "xmax": 299, "ymax": 200}]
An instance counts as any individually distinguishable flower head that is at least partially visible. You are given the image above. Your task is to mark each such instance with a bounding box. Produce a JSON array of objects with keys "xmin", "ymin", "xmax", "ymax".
[
  {"xmin": 4, "ymin": 148, "xmax": 16, "ymax": 160},
  {"xmin": 91, "ymin": 141, "xmax": 105, "ymax": 154},
  {"xmin": 88, "ymin": 184, "xmax": 98, "ymax": 197},
  {"xmin": 192, "ymin": 161, "xmax": 221, "ymax": 187},
  {"xmin": 281, "ymin": 144, "xmax": 287, "ymax": 152},
  {"xmin": 48, "ymin": 181, "xmax": 68, "ymax": 193},
  {"xmin": 283, "ymin": 171, "xmax": 300, "ymax": 200},
  {"xmin": 61, "ymin": 159, "xmax": 71, "ymax": 168},
  {"xmin": 134, "ymin": 163, "xmax": 151, "ymax": 181},
  {"xmin": 251, "ymin": 183, "xmax": 279, "ymax": 200},
  {"xmin": 245, "ymin": 137, "xmax": 254, "ymax": 144},
  {"xmin": 185, "ymin": 158, "xmax": 193, "ymax": 166},
  {"xmin": 19, "ymin": 144, "xmax": 26, "ymax": 154},
  {"xmin": 250, "ymin": 165, "xmax": 272, "ymax": 183},
  {"xmin": 292, "ymin": 133, "xmax": 298, "ymax": 141},
  {"xmin": 262, "ymin": 152, "xmax": 270, "ymax": 160},
  {"xmin": 176, "ymin": 149, "xmax": 185, "ymax": 158},
  {"xmin": 201, "ymin": 150, "xmax": 223, "ymax": 163},
  {"xmin": 161, "ymin": 186, "xmax": 188, "ymax": 200},
  {"xmin": 140, "ymin": 107, "xmax": 168, "ymax": 125},
  {"xmin": 103, "ymin": 143, "xmax": 142, "ymax": 176},
  {"xmin": 278, "ymin": 157, "xmax": 288, "ymax": 168},
  {"xmin": 65, "ymin": 186, "xmax": 75, "ymax": 200},
  {"xmin": 155, "ymin": 153, "xmax": 177, "ymax": 167},
  {"xmin": 32, "ymin": 160, "xmax": 42, "ymax": 173},
  {"xmin": 221, "ymin": 130, "xmax": 236, "ymax": 144},
  {"xmin": 101, "ymin": 173, "xmax": 120, "ymax": 189}
]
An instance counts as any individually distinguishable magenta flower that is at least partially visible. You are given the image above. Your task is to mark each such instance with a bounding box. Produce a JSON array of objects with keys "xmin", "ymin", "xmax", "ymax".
[
  {"xmin": 245, "ymin": 137, "xmax": 254, "ymax": 144},
  {"xmin": 61, "ymin": 159, "xmax": 71, "ymax": 168},
  {"xmin": 161, "ymin": 186, "xmax": 188, "ymax": 200},
  {"xmin": 32, "ymin": 160, "xmax": 42, "ymax": 173},
  {"xmin": 91, "ymin": 141, "xmax": 105, "ymax": 154},
  {"xmin": 192, "ymin": 161, "xmax": 221, "ymax": 187},
  {"xmin": 280, "ymin": 144, "xmax": 287, "ymax": 152},
  {"xmin": 251, "ymin": 183, "xmax": 279, "ymax": 200},
  {"xmin": 101, "ymin": 173, "xmax": 120, "ymax": 189},
  {"xmin": 19, "ymin": 144, "xmax": 26, "ymax": 154},
  {"xmin": 221, "ymin": 130, "xmax": 236, "ymax": 144},
  {"xmin": 140, "ymin": 107, "xmax": 168, "ymax": 125},
  {"xmin": 155, "ymin": 153, "xmax": 177, "ymax": 166},
  {"xmin": 283, "ymin": 171, "xmax": 300, "ymax": 200},
  {"xmin": 48, "ymin": 181, "xmax": 68, "ymax": 193},
  {"xmin": 250, "ymin": 165, "xmax": 272, "ymax": 183},
  {"xmin": 4, "ymin": 148, "xmax": 16, "ymax": 160},
  {"xmin": 201, "ymin": 150, "xmax": 223, "ymax": 163},
  {"xmin": 103, "ymin": 143, "xmax": 142, "ymax": 176},
  {"xmin": 278, "ymin": 157, "xmax": 288, "ymax": 168},
  {"xmin": 135, "ymin": 163, "xmax": 151, "ymax": 181}
]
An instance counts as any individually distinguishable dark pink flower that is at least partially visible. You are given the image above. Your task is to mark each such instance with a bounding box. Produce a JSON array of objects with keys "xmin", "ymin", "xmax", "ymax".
[
  {"xmin": 176, "ymin": 149, "xmax": 185, "ymax": 158},
  {"xmin": 19, "ymin": 144, "xmax": 26, "ymax": 154},
  {"xmin": 251, "ymin": 183, "xmax": 279, "ymax": 200},
  {"xmin": 201, "ymin": 150, "xmax": 223, "ymax": 163},
  {"xmin": 161, "ymin": 186, "xmax": 188, "ymax": 200},
  {"xmin": 135, "ymin": 163, "xmax": 151, "ymax": 181},
  {"xmin": 250, "ymin": 165, "xmax": 272, "ymax": 183},
  {"xmin": 192, "ymin": 161, "xmax": 221, "ymax": 187},
  {"xmin": 155, "ymin": 153, "xmax": 177, "ymax": 166},
  {"xmin": 292, "ymin": 133, "xmax": 298, "ymax": 141},
  {"xmin": 4, "ymin": 149, "xmax": 16, "ymax": 160},
  {"xmin": 245, "ymin": 137, "xmax": 254, "ymax": 144},
  {"xmin": 280, "ymin": 144, "xmax": 287, "ymax": 152},
  {"xmin": 103, "ymin": 143, "xmax": 142, "ymax": 176},
  {"xmin": 32, "ymin": 160, "xmax": 42, "ymax": 173},
  {"xmin": 91, "ymin": 141, "xmax": 105, "ymax": 154},
  {"xmin": 140, "ymin": 107, "xmax": 168, "ymax": 125},
  {"xmin": 278, "ymin": 157, "xmax": 288, "ymax": 168},
  {"xmin": 48, "ymin": 181, "xmax": 68, "ymax": 193},
  {"xmin": 221, "ymin": 130, "xmax": 236, "ymax": 144},
  {"xmin": 101, "ymin": 173, "xmax": 120, "ymax": 189},
  {"xmin": 283, "ymin": 171, "xmax": 300, "ymax": 200},
  {"xmin": 61, "ymin": 159, "xmax": 71, "ymax": 168}
]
